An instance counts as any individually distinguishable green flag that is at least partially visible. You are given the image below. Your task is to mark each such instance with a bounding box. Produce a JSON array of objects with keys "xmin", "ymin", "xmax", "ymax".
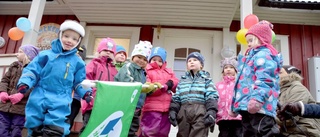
[{"xmin": 80, "ymin": 81, "xmax": 142, "ymax": 137}]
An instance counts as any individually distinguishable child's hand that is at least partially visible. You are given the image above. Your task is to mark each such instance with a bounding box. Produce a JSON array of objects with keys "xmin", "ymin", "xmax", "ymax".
[
  {"xmin": 83, "ymin": 92, "xmax": 93, "ymax": 105},
  {"xmin": 248, "ymin": 99, "xmax": 263, "ymax": 114},
  {"xmin": 165, "ymin": 80, "xmax": 173, "ymax": 90},
  {"xmin": 9, "ymin": 93, "xmax": 24, "ymax": 105},
  {"xmin": 168, "ymin": 111, "xmax": 178, "ymax": 127},
  {"xmin": 141, "ymin": 82, "xmax": 156, "ymax": 93},
  {"xmin": 0, "ymin": 92, "xmax": 9, "ymax": 103}
]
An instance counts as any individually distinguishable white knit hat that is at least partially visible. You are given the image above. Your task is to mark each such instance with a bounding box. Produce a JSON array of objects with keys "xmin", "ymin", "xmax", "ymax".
[
  {"xmin": 59, "ymin": 20, "xmax": 85, "ymax": 50},
  {"xmin": 131, "ymin": 41, "xmax": 153, "ymax": 60}
]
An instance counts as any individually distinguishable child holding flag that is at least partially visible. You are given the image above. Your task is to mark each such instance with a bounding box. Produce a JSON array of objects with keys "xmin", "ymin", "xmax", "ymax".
[
  {"xmin": 114, "ymin": 45, "xmax": 128, "ymax": 71},
  {"xmin": 140, "ymin": 47, "xmax": 179, "ymax": 137},
  {"xmin": 16, "ymin": 20, "xmax": 93, "ymax": 136},
  {"xmin": 169, "ymin": 52, "xmax": 219, "ymax": 136},
  {"xmin": 229, "ymin": 20, "xmax": 282, "ymax": 136},
  {"xmin": 80, "ymin": 37, "xmax": 118, "ymax": 133},
  {"xmin": 114, "ymin": 41, "xmax": 160, "ymax": 137},
  {"xmin": 0, "ymin": 44, "xmax": 39, "ymax": 137}
]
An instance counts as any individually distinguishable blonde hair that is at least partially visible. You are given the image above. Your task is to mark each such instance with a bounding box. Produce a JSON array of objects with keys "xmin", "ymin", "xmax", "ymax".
[{"xmin": 22, "ymin": 54, "xmax": 31, "ymax": 66}]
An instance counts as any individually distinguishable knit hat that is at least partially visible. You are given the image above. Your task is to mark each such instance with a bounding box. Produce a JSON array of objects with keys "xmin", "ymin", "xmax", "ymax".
[
  {"xmin": 148, "ymin": 47, "xmax": 167, "ymax": 63},
  {"xmin": 246, "ymin": 20, "xmax": 278, "ymax": 55},
  {"xmin": 131, "ymin": 41, "xmax": 153, "ymax": 60},
  {"xmin": 20, "ymin": 44, "xmax": 40, "ymax": 61},
  {"xmin": 187, "ymin": 52, "xmax": 205, "ymax": 66},
  {"xmin": 116, "ymin": 45, "xmax": 127, "ymax": 57},
  {"xmin": 97, "ymin": 37, "xmax": 116, "ymax": 54},
  {"xmin": 283, "ymin": 65, "xmax": 301, "ymax": 75},
  {"xmin": 220, "ymin": 57, "xmax": 238, "ymax": 71},
  {"xmin": 59, "ymin": 20, "xmax": 85, "ymax": 50}
]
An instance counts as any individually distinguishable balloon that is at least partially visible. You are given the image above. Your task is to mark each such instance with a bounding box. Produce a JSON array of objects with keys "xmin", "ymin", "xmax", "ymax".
[
  {"xmin": 8, "ymin": 27, "xmax": 24, "ymax": 41},
  {"xmin": 244, "ymin": 14, "xmax": 259, "ymax": 29},
  {"xmin": 272, "ymin": 30, "xmax": 276, "ymax": 43},
  {"xmin": 236, "ymin": 28, "xmax": 248, "ymax": 45},
  {"xmin": 16, "ymin": 17, "xmax": 31, "ymax": 32}
]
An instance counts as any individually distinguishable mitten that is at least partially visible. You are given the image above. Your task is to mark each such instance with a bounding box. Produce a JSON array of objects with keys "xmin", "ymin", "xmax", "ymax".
[
  {"xmin": 17, "ymin": 84, "xmax": 29, "ymax": 94},
  {"xmin": 83, "ymin": 92, "xmax": 93, "ymax": 105},
  {"xmin": 9, "ymin": 93, "xmax": 24, "ymax": 105},
  {"xmin": 204, "ymin": 98, "xmax": 218, "ymax": 133},
  {"xmin": 277, "ymin": 102, "xmax": 302, "ymax": 121},
  {"xmin": 165, "ymin": 80, "xmax": 174, "ymax": 91},
  {"xmin": 203, "ymin": 110, "xmax": 216, "ymax": 127},
  {"xmin": 0, "ymin": 92, "xmax": 9, "ymax": 103},
  {"xmin": 168, "ymin": 110, "xmax": 178, "ymax": 127},
  {"xmin": 141, "ymin": 82, "xmax": 156, "ymax": 93},
  {"xmin": 228, "ymin": 109, "xmax": 239, "ymax": 117},
  {"xmin": 248, "ymin": 99, "xmax": 263, "ymax": 114}
]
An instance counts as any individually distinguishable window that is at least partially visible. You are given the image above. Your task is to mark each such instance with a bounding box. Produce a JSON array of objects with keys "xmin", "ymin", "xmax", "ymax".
[
  {"xmin": 173, "ymin": 48, "xmax": 200, "ymax": 79},
  {"xmin": 93, "ymin": 38, "xmax": 130, "ymax": 58}
]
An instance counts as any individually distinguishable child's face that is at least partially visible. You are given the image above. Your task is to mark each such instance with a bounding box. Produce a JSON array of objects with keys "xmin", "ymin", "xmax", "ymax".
[
  {"xmin": 279, "ymin": 68, "xmax": 288, "ymax": 78},
  {"xmin": 132, "ymin": 55, "xmax": 148, "ymax": 68},
  {"xmin": 223, "ymin": 64, "xmax": 236, "ymax": 76},
  {"xmin": 187, "ymin": 57, "xmax": 202, "ymax": 72},
  {"xmin": 115, "ymin": 52, "xmax": 126, "ymax": 63},
  {"xmin": 100, "ymin": 50, "xmax": 114, "ymax": 59},
  {"xmin": 246, "ymin": 34, "xmax": 260, "ymax": 49},
  {"xmin": 150, "ymin": 56, "xmax": 163, "ymax": 67},
  {"xmin": 61, "ymin": 30, "xmax": 80, "ymax": 51},
  {"xmin": 16, "ymin": 49, "xmax": 26, "ymax": 62}
]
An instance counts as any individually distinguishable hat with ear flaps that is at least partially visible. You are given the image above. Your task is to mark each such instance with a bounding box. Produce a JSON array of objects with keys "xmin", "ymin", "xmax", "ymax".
[
  {"xmin": 59, "ymin": 20, "xmax": 85, "ymax": 50},
  {"xmin": 220, "ymin": 56, "xmax": 238, "ymax": 72}
]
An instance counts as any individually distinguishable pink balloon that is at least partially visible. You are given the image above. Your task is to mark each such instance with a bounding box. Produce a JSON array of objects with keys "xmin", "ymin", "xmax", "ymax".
[{"xmin": 244, "ymin": 14, "xmax": 259, "ymax": 29}]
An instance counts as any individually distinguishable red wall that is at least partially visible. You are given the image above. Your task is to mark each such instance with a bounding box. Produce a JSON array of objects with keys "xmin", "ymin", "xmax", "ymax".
[{"xmin": 231, "ymin": 21, "xmax": 320, "ymax": 88}]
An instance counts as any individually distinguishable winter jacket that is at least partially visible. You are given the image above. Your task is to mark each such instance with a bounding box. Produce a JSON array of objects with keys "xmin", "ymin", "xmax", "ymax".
[
  {"xmin": 0, "ymin": 61, "xmax": 31, "ymax": 115},
  {"xmin": 114, "ymin": 62, "xmax": 127, "ymax": 71},
  {"xmin": 82, "ymin": 56, "xmax": 118, "ymax": 113},
  {"xmin": 172, "ymin": 70, "xmax": 219, "ymax": 105},
  {"xmin": 143, "ymin": 62, "xmax": 179, "ymax": 112},
  {"xmin": 215, "ymin": 76, "xmax": 241, "ymax": 123},
  {"xmin": 303, "ymin": 104, "xmax": 320, "ymax": 118},
  {"xmin": 231, "ymin": 46, "xmax": 282, "ymax": 117},
  {"xmin": 277, "ymin": 73, "xmax": 320, "ymax": 137},
  {"xmin": 18, "ymin": 39, "xmax": 89, "ymax": 105},
  {"xmin": 114, "ymin": 62, "xmax": 147, "ymax": 109}
]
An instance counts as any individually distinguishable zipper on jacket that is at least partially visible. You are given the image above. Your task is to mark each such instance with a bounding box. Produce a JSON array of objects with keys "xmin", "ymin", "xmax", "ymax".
[
  {"xmin": 98, "ymin": 71, "xmax": 103, "ymax": 80},
  {"xmin": 106, "ymin": 63, "xmax": 110, "ymax": 81},
  {"xmin": 64, "ymin": 63, "xmax": 70, "ymax": 79}
]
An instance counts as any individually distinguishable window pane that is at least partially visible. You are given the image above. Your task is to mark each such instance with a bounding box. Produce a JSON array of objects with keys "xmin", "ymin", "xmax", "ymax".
[
  {"xmin": 174, "ymin": 70, "xmax": 185, "ymax": 80},
  {"xmin": 175, "ymin": 48, "xmax": 187, "ymax": 58},
  {"xmin": 174, "ymin": 59, "xmax": 186, "ymax": 70},
  {"xmin": 188, "ymin": 48, "xmax": 200, "ymax": 54}
]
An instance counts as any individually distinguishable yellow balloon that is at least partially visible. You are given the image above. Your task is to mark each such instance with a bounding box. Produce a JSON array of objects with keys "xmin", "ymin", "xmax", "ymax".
[{"xmin": 236, "ymin": 28, "xmax": 248, "ymax": 45}]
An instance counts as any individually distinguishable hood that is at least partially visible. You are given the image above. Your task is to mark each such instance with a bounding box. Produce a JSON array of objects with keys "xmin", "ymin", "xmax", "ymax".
[{"xmin": 280, "ymin": 72, "xmax": 303, "ymax": 87}]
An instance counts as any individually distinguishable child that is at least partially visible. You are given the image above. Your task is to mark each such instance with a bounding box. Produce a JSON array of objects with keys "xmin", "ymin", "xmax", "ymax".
[
  {"xmin": 169, "ymin": 52, "xmax": 219, "ymax": 137},
  {"xmin": 80, "ymin": 37, "xmax": 118, "ymax": 133},
  {"xmin": 216, "ymin": 57, "xmax": 242, "ymax": 137},
  {"xmin": 229, "ymin": 20, "xmax": 282, "ymax": 136},
  {"xmin": 277, "ymin": 65, "xmax": 320, "ymax": 136},
  {"xmin": 114, "ymin": 41, "xmax": 159, "ymax": 137},
  {"xmin": 0, "ymin": 44, "xmax": 39, "ymax": 137},
  {"xmin": 140, "ymin": 47, "xmax": 179, "ymax": 137},
  {"xmin": 114, "ymin": 45, "xmax": 128, "ymax": 70},
  {"xmin": 16, "ymin": 20, "xmax": 93, "ymax": 136}
]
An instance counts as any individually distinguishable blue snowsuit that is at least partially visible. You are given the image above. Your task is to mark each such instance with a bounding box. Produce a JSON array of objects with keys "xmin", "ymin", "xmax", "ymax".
[{"xmin": 18, "ymin": 39, "xmax": 90, "ymax": 136}]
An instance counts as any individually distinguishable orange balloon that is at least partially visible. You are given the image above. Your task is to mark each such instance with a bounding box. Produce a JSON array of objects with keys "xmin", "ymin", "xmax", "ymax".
[{"xmin": 8, "ymin": 27, "xmax": 24, "ymax": 41}]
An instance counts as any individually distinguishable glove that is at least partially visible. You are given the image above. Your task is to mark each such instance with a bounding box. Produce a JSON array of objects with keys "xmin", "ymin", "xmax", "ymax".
[
  {"xmin": 0, "ymin": 92, "xmax": 9, "ymax": 103},
  {"xmin": 17, "ymin": 84, "xmax": 29, "ymax": 94},
  {"xmin": 83, "ymin": 92, "xmax": 93, "ymax": 105},
  {"xmin": 168, "ymin": 110, "xmax": 178, "ymax": 127},
  {"xmin": 228, "ymin": 109, "xmax": 239, "ymax": 117},
  {"xmin": 203, "ymin": 111, "xmax": 216, "ymax": 127},
  {"xmin": 141, "ymin": 82, "xmax": 156, "ymax": 93},
  {"xmin": 248, "ymin": 99, "xmax": 263, "ymax": 114},
  {"xmin": 277, "ymin": 102, "xmax": 302, "ymax": 121},
  {"xmin": 9, "ymin": 93, "xmax": 24, "ymax": 105},
  {"xmin": 165, "ymin": 80, "xmax": 173, "ymax": 91}
]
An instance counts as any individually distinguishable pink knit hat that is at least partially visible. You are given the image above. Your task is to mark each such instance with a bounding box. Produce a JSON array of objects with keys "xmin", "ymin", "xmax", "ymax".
[
  {"xmin": 97, "ymin": 37, "xmax": 116, "ymax": 54},
  {"xmin": 245, "ymin": 20, "xmax": 278, "ymax": 55}
]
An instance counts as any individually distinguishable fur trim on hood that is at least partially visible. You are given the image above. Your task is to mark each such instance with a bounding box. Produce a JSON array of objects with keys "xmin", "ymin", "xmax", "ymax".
[{"xmin": 280, "ymin": 72, "xmax": 303, "ymax": 87}]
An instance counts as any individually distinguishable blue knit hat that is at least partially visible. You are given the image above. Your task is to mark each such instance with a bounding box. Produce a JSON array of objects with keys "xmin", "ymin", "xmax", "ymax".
[
  {"xmin": 148, "ymin": 47, "xmax": 167, "ymax": 63},
  {"xmin": 116, "ymin": 45, "xmax": 127, "ymax": 57},
  {"xmin": 187, "ymin": 52, "xmax": 205, "ymax": 66}
]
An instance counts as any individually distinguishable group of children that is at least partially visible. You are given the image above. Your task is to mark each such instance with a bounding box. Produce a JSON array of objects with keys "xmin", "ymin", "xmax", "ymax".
[{"xmin": 1, "ymin": 18, "xmax": 308, "ymax": 137}]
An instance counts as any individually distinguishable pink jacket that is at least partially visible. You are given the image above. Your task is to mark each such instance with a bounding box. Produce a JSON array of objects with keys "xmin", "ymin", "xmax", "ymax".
[
  {"xmin": 81, "ymin": 56, "xmax": 118, "ymax": 114},
  {"xmin": 215, "ymin": 76, "xmax": 241, "ymax": 123},
  {"xmin": 143, "ymin": 62, "xmax": 179, "ymax": 112}
]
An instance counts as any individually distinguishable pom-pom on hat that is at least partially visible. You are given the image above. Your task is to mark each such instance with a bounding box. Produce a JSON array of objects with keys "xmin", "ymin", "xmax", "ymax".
[
  {"xmin": 148, "ymin": 47, "xmax": 167, "ymax": 63},
  {"xmin": 97, "ymin": 37, "xmax": 116, "ymax": 54},
  {"xmin": 187, "ymin": 52, "xmax": 205, "ymax": 66},
  {"xmin": 282, "ymin": 65, "xmax": 301, "ymax": 75},
  {"xmin": 20, "ymin": 44, "xmax": 40, "ymax": 61},
  {"xmin": 220, "ymin": 57, "xmax": 238, "ymax": 72},
  {"xmin": 131, "ymin": 41, "xmax": 153, "ymax": 60},
  {"xmin": 116, "ymin": 45, "xmax": 127, "ymax": 57}
]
